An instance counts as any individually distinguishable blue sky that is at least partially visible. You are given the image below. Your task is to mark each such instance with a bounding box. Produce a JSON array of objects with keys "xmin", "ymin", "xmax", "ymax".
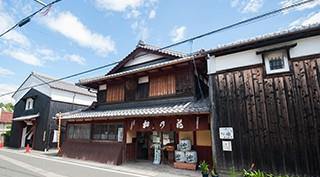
[{"xmin": 0, "ymin": 0, "xmax": 320, "ymax": 103}]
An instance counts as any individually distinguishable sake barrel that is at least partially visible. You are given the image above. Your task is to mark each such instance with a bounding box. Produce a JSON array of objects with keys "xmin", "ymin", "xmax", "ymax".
[
  {"xmin": 185, "ymin": 150, "xmax": 198, "ymax": 164},
  {"xmin": 175, "ymin": 150, "xmax": 186, "ymax": 162},
  {"xmin": 179, "ymin": 139, "xmax": 192, "ymax": 151}
]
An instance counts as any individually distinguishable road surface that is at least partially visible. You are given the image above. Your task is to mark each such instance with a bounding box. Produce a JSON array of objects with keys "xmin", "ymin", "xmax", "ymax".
[{"xmin": 0, "ymin": 149, "xmax": 150, "ymax": 177}]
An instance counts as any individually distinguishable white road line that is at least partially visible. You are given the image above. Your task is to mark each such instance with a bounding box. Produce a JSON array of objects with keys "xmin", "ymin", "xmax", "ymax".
[
  {"xmin": 0, "ymin": 150, "xmax": 151, "ymax": 177},
  {"xmin": 0, "ymin": 154, "xmax": 67, "ymax": 177}
]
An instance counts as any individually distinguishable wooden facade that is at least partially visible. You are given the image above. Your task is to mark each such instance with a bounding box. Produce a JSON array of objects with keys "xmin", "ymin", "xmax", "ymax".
[
  {"xmin": 210, "ymin": 54, "xmax": 320, "ymax": 176},
  {"xmin": 61, "ymin": 114, "xmax": 212, "ymax": 165},
  {"xmin": 97, "ymin": 64, "xmax": 199, "ymax": 105},
  {"xmin": 60, "ymin": 44, "xmax": 211, "ymax": 168}
]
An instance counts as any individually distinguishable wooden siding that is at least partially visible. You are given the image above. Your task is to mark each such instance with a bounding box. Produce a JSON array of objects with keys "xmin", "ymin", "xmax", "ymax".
[
  {"xmin": 176, "ymin": 68, "xmax": 195, "ymax": 96},
  {"xmin": 149, "ymin": 74, "xmax": 176, "ymax": 97},
  {"xmin": 60, "ymin": 141, "xmax": 124, "ymax": 165},
  {"xmin": 211, "ymin": 56, "xmax": 320, "ymax": 176},
  {"xmin": 106, "ymin": 84, "xmax": 125, "ymax": 103}
]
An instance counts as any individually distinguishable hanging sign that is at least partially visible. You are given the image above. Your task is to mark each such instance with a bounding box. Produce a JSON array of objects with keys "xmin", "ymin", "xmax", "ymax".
[
  {"xmin": 118, "ymin": 128, "xmax": 123, "ymax": 142},
  {"xmin": 219, "ymin": 127, "xmax": 234, "ymax": 139}
]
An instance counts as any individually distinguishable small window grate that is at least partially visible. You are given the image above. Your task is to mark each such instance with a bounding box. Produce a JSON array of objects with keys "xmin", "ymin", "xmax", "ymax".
[{"xmin": 269, "ymin": 57, "xmax": 284, "ymax": 70}]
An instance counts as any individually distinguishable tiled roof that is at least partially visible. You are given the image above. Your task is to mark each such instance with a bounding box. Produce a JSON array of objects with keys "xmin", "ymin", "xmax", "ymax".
[
  {"xmin": 79, "ymin": 52, "xmax": 205, "ymax": 85},
  {"xmin": 59, "ymin": 98, "xmax": 210, "ymax": 120},
  {"xmin": 32, "ymin": 72, "xmax": 96, "ymax": 97},
  {"xmin": 208, "ymin": 23, "xmax": 320, "ymax": 53},
  {"xmin": 136, "ymin": 41, "xmax": 187, "ymax": 58}
]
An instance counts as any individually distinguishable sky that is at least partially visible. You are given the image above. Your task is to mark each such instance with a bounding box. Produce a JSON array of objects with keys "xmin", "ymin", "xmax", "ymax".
[{"xmin": 0, "ymin": 0, "xmax": 320, "ymax": 104}]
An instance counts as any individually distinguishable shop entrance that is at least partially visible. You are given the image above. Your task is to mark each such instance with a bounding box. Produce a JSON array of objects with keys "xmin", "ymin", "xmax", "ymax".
[
  {"xmin": 135, "ymin": 131, "xmax": 176, "ymax": 163},
  {"xmin": 136, "ymin": 132, "xmax": 151, "ymax": 160}
]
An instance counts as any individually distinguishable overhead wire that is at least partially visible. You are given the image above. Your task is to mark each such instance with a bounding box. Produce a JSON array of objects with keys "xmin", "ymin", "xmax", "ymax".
[{"xmin": 0, "ymin": 0, "xmax": 316, "ymax": 98}]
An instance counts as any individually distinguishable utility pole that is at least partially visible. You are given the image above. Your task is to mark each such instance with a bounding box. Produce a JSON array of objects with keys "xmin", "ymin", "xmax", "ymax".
[{"xmin": 57, "ymin": 112, "xmax": 62, "ymax": 151}]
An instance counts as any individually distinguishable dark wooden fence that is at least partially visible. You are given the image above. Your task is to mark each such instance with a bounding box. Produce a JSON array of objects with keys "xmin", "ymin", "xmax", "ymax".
[{"xmin": 211, "ymin": 55, "xmax": 320, "ymax": 176}]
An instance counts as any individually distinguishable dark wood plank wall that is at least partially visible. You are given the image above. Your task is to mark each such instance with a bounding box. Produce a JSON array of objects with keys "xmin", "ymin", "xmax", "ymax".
[{"xmin": 211, "ymin": 56, "xmax": 320, "ymax": 176}]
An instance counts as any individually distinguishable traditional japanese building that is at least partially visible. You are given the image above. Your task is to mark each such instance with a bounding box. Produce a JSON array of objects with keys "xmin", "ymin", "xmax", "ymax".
[
  {"xmin": 207, "ymin": 24, "xmax": 320, "ymax": 176},
  {"xmin": 10, "ymin": 72, "xmax": 96, "ymax": 151},
  {"xmin": 58, "ymin": 42, "xmax": 213, "ymax": 166}
]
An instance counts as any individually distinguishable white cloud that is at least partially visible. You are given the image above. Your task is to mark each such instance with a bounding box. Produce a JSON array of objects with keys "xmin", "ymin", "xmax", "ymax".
[
  {"xmin": 0, "ymin": 3, "xmax": 30, "ymax": 47},
  {"xmin": 42, "ymin": 11, "xmax": 116, "ymax": 57},
  {"xmin": 93, "ymin": 0, "xmax": 158, "ymax": 41},
  {"xmin": 64, "ymin": 54, "xmax": 86, "ymax": 65},
  {"xmin": 0, "ymin": 67, "xmax": 14, "ymax": 77},
  {"xmin": 242, "ymin": 0, "xmax": 263, "ymax": 13},
  {"xmin": 289, "ymin": 11, "xmax": 320, "ymax": 28},
  {"xmin": 94, "ymin": 0, "xmax": 144, "ymax": 12},
  {"xmin": 230, "ymin": 0, "xmax": 263, "ymax": 13},
  {"xmin": 2, "ymin": 49, "xmax": 42, "ymax": 66},
  {"xmin": 170, "ymin": 26, "xmax": 187, "ymax": 42},
  {"xmin": 148, "ymin": 9, "xmax": 156, "ymax": 19},
  {"xmin": 281, "ymin": 0, "xmax": 320, "ymax": 12},
  {"xmin": 0, "ymin": 84, "xmax": 17, "ymax": 104},
  {"xmin": 131, "ymin": 20, "xmax": 149, "ymax": 41}
]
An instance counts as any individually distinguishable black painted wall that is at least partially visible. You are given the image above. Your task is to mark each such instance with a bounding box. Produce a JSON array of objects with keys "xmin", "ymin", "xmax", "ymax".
[
  {"xmin": 10, "ymin": 89, "xmax": 51, "ymax": 150},
  {"xmin": 10, "ymin": 89, "xmax": 90, "ymax": 151}
]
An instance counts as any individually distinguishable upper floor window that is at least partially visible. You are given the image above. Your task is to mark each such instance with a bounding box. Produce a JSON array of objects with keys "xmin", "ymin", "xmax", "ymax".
[
  {"xmin": 149, "ymin": 74, "xmax": 176, "ymax": 97},
  {"xmin": 25, "ymin": 98, "xmax": 34, "ymax": 110},
  {"xmin": 264, "ymin": 50, "xmax": 290, "ymax": 74},
  {"xmin": 106, "ymin": 83, "xmax": 125, "ymax": 103},
  {"xmin": 136, "ymin": 76, "xmax": 149, "ymax": 99}
]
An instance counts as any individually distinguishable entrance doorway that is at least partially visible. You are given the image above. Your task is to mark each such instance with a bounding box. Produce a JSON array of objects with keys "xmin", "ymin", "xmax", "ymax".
[
  {"xmin": 21, "ymin": 123, "xmax": 35, "ymax": 148},
  {"xmin": 136, "ymin": 132, "xmax": 151, "ymax": 160}
]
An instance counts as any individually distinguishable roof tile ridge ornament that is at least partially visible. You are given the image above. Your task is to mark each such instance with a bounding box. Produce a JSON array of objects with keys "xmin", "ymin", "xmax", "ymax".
[{"xmin": 137, "ymin": 40, "xmax": 145, "ymax": 48}]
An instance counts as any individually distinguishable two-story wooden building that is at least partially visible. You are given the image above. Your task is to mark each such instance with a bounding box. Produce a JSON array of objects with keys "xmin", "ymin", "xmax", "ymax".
[{"xmin": 58, "ymin": 42, "xmax": 213, "ymax": 166}]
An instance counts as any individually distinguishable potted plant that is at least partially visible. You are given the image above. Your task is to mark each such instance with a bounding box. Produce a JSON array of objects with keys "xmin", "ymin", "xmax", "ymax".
[{"xmin": 199, "ymin": 161, "xmax": 209, "ymax": 177}]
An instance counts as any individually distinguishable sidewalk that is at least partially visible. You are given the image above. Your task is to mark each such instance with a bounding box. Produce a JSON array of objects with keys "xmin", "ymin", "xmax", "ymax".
[{"xmin": 2, "ymin": 148, "xmax": 202, "ymax": 177}]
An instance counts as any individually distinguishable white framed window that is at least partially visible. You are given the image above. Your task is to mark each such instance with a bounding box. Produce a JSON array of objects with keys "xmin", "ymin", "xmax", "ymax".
[
  {"xmin": 25, "ymin": 98, "xmax": 34, "ymax": 110},
  {"xmin": 264, "ymin": 50, "xmax": 290, "ymax": 74},
  {"xmin": 99, "ymin": 84, "xmax": 107, "ymax": 91},
  {"xmin": 138, "ymin": 76, "xmax": 149, "ymax": 84}
]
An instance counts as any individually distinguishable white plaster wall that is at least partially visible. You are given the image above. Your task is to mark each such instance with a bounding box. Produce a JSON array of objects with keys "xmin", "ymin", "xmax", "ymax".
[
  {"xmin": 124, "ymin": 52, "xmax": 163, "ymax": 67},
  {"xmin": 13, "ymin": 75, "xmax": 51, "ymax": 104},
  {"xmin": 207, "ymin": 35, "xmax": 320, "ymax": 74},
  {"xmin": 51, "ymin": 89, "xmax": 96, "ymax": 106}
]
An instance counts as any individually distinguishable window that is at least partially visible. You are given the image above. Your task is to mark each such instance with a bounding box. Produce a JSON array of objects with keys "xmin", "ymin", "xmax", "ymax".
[
  {"xmin": 149, "ymin": 74, "xmax": 176, "ymax": 97},
  {"xmin": 106, "ymin": 84, "xmax": 125, "ymax": 103},
  {"xmin": 92, "ymin": 123, "xmax": 123, "ymax": 141},
  {"xmin": 264, "ymin": 50, "xmax": 290, "ymax": 74},
  {"xmin": 136, "ymin": 76, "xmax": 149, "ymax": 99},
  {"xmin": 67, "ymin": 123, "xmax": 91, "ymax": 140},
  {"xmin": 25, "ymin": 98, "xmax": 34, "ymax": 110}
]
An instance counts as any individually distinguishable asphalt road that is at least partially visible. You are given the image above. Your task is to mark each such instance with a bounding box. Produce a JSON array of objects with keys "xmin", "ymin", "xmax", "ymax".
[{"xmin": 0, "ymin": 150, "xmax": 150, "ymax": 177}]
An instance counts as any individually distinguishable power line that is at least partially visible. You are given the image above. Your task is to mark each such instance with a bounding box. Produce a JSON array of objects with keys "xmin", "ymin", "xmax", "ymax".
[
  {"xmin": 0, "ymin": 0, "xmax": 316, "ymax": 98},
  {"xmin": 0, "ymin": 62, "xmax": 120, "ymax": 98},
  {"xmin": 160, "ymin": 0, "xmax": 316, "ymax": 50},
  {"xmin": 0, "ymin": 0, "xmax": 62, "ymax": 38}
]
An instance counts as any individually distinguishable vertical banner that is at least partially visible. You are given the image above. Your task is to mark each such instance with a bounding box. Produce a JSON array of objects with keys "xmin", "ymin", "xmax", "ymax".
[{"xmin": 118, "ymin": 127, "xmax": 123, "ymax": 142}]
